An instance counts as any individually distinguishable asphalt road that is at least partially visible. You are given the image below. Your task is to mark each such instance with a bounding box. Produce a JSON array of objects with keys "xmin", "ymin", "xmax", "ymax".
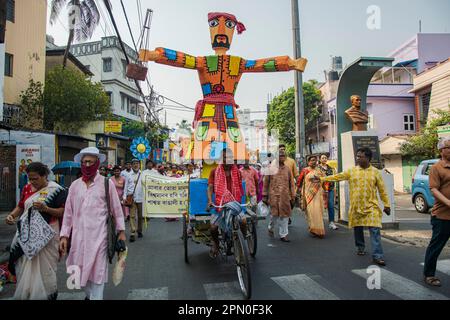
[{"xmin": 2, "ymin": 208, "xmax": 449, "ymax": 300}]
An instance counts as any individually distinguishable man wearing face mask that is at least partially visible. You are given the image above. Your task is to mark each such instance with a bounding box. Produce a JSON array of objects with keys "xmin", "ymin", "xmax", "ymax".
[{"xmin": 59, "ymin": 147, "xmax": 126, "ymax": 300}]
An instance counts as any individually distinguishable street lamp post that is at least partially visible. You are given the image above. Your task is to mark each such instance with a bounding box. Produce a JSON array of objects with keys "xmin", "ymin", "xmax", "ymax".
[{"xmin": 291, "ymin": 0, "xmax": 305, "ymax": 163}]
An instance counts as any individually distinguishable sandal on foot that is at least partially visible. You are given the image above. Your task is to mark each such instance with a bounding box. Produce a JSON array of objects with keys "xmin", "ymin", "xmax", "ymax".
[
  {"xmin": 425, "ymin": 277, "xmax": 441, "ymax": 287},
  {"xmin": 209, "ymin": 248, "xmax": 219, "ymax": 259},
  {"xmin": 373, "ymin": 258, "xmax": 386, "ymax": 266}
]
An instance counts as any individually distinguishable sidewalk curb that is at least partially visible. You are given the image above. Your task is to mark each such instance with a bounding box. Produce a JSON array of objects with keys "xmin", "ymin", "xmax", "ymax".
[{"xmin": 381, "ymin": 234, "xmax": 420, "ymax": 246}]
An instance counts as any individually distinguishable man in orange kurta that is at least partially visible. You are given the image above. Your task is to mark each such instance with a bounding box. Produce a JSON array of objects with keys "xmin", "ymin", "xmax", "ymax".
[{"xmin": 263, "ymin": 151, "xmax": 296, "ymax": 242}]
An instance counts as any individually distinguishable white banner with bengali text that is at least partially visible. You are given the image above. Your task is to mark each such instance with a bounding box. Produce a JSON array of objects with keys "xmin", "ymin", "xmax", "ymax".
[{"xmin": 143, "ymin": 174, "xmax": 189, "ymax": 218}]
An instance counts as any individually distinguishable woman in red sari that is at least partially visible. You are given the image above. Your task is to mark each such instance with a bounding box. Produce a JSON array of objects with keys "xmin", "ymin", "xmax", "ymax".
[{"xmin": 5, "ymin": 162, "xmax": 67, "ymax": 300}]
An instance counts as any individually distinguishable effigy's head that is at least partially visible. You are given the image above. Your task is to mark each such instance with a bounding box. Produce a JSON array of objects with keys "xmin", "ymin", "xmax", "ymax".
[{"xmin": 208, "ymin": 12, "xmax": 246, "ymax": 52}]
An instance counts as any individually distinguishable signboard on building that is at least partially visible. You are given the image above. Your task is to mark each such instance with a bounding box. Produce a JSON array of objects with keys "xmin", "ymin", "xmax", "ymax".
[
  {"xmin": 104, "ymin": 121, "xmax": 122, "ymax": 133},
  {"xmin": 16, "ymin": 145, "xmax": 41, "ymax": 201},
  {"xmin": 96, "ymin": 135, "xmax": 108, "ymax": 149},
  {"xmin": 437, "ymin": 124, "xmax": 450, "ymax": 138},
  {"xmin": 153, "ymin": 148, "xmax": 163, "ymax": 163},
  {"xmin": 352, "ymin": 136, "xmax": 381, "ymax": 169}
]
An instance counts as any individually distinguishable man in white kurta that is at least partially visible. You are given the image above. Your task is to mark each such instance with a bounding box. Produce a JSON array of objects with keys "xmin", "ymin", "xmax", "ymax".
[{"xmin": 60, "ymin": 147, "xmax": 126, "ymax": 300}]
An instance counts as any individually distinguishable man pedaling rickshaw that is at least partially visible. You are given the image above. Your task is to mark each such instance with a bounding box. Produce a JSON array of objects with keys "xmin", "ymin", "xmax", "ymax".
[{"xmin": 207, "ymin": 148, "xmax": 248, "ymax": 258}]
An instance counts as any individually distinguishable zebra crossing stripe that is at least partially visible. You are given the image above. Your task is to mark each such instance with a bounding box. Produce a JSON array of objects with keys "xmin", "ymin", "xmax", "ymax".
[
  {"xmin": 127, "ymin": 287, "xmax": 169, "ymax": 300},
  {"xmin": 203, "ymin": 281, "xmax": 243, "ymax": 300},
  {"xmin": 352, "ymin": 268, "xmax": 448, "ymax": 300},
  {"xmin": 271, "ymin": 274, "xmax": 340, "ymax": 300},
  {"xmin": 421, "ymin": 259, "xmax": 450, "ymax": 276},
  {"xmin": 57, "ymin": 292, "xmax": 86, "ymax": 300}
]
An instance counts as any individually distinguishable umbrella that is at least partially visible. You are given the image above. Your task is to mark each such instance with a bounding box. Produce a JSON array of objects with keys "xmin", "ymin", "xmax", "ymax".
[{"xmin": 51, "ymin": 161, "xmax": 81, "ymax": 176}]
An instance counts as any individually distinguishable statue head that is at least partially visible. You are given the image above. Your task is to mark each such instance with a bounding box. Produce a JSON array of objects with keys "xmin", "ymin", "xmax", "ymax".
[
  {"xmin": 351, "ymin": 95, "xmax": 362, "ymax": 109},
  {"xmin": 208, "ymin": 12, "xmax": 246, "ymax": 54}
]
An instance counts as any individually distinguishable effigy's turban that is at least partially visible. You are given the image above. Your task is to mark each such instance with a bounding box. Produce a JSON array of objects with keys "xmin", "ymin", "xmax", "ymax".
[{"xmin": 207, "ymin": 12, "xmax": 246, "ymax": 34}]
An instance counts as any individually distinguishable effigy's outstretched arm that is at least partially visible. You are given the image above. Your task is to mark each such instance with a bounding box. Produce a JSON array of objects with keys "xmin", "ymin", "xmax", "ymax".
[
  {"xmin": 139, "ymin": 48, "xmax": 203, "ymax": 70},
  {"xmin": 242, "ymin": 56, "xmax": 307, "ymax": 73}
]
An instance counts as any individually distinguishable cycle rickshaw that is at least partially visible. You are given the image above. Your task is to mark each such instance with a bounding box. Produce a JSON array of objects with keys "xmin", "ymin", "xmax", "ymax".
[{"xmin": 182, "ymin": 178, "xmax": 258, "ymax": 300}]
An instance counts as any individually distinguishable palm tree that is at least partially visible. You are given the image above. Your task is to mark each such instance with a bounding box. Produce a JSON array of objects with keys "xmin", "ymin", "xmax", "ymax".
[
  {"xmin": 49, "ymin": 0, "xmax": 101, "ymax": 68},
  {"xmin": 177, "ymin": 119, "xmax": 193, "ymax": 134}
]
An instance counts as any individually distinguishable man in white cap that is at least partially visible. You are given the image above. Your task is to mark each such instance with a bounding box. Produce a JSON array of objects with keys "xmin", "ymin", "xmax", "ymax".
[{"xmin": 59, "ymin": 147, "xmax": 126, "ymax": 300}]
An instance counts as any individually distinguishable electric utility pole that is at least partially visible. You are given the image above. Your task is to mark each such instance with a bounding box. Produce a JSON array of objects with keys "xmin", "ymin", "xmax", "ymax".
[{"xmin": 292, "ymin": 0, "xmax": 305, "ymax": 161}]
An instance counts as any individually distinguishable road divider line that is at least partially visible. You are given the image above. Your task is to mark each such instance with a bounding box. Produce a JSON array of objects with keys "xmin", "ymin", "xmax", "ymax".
[
  {"xmin": 203, "ymin": 281, "xmax": 243, "ymax": 300},
  {"xmin": 271, "ymin": 274, "xmax": 340, "ymax": 300},
  {"xmin": 352, "ymin": 268, "xmax": 448, "ymax": 300},
  {"xmin": 421, "ymin": 259, "xmax": 450, "ymax": 276},
  {"xmin": 127, "ymin": 287, "xmax": 169, "ymax": 300}
]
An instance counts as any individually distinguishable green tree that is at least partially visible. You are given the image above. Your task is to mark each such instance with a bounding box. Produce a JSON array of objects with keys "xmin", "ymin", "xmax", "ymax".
[
  {"xmin": 19, "ymin": 79, "xmax": 45, "ymax": 130},
  {"xmin": 267, "ymin": 80, "xmax": 322, "ymax": 157},
  {"xmin": 400, "ymin": 109, "xmax": 450, "ymax": 161},
  {"xmin": 44, "ymin": 66, "xmax": 111, "ymax": 133}
]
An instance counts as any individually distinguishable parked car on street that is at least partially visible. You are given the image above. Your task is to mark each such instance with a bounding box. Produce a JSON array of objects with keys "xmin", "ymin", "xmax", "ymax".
[{"xmin": 411, "ymin": 159, "xmax": 439, "ymax": 213}]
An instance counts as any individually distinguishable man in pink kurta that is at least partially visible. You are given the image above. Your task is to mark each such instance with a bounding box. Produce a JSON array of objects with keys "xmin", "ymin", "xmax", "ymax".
[{"xmin": 60, "ymin": 147, "xmax": 126, "ymax": 300}]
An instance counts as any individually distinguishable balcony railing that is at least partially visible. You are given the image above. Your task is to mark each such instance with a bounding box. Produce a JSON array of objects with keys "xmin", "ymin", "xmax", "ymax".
[
  {"xmin": 306, "ymin": 142, "xmax": 330, "ymax": 155},
  {"xmin": 371, "ymin": 67, "xmax": 416, "ymax": 84}
]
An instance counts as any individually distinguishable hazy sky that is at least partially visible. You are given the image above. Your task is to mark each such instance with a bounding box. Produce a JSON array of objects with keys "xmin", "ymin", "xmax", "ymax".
[{"xmin": 46, "ymin": 0, "xmax": 450, "ymax": 127}]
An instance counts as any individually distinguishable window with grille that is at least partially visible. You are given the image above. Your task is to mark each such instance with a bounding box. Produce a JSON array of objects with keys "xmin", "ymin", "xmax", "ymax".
[
  {"xmin": 6, "ymin": 0, "xmax": 15, "ymax": 23},
  {"xmin": 106, "ymin": 92, "xmax": 113, "ymax": 106},
  {"xmin": 420, "ymin": 92, "xmax": 431, "ymax": 123},
  {"xmin": 103, "ymin": 58, "xmax": 112, "ymax": 72},
  {"xmin": 4, "ymin": 53, "xmax": 13, "ymax": 77},
  {"xmin": 403, "ymin": 114, "xmax": 415, "ymax": 132}
]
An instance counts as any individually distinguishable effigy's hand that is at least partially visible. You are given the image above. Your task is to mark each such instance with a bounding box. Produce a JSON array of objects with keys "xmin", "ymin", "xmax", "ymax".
[
  {"xmin": 290, "ymin": 57, "xmax": 308, "ymax": 72},
  {"xmin": 139, "ymin": 49, "xmax": 160, "ymax": 62}
]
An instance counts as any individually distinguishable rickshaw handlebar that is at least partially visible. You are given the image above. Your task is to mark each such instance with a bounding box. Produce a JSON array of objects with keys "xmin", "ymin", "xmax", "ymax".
[{"xmin": 206, "ymin": 203, "xmax": 249, "ymax": 211}]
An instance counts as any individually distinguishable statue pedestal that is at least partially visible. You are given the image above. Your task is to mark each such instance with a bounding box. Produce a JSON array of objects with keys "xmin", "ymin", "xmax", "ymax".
[{"xmin": 338, "ymin": 131, "xmax": 398, "ymax": 229}]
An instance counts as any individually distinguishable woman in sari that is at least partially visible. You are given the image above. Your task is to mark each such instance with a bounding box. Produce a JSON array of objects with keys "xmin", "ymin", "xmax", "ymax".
[
  {"xmin": 110, "ymin": 165, "xmax": 128, "ymax": 219},
  {"xmin": 297, "ymin": 156, "xmax": 325, "ymax": 238},
  {"xmin": 5, "ymin": 162, "xmax": 67, "ymax": 300}
]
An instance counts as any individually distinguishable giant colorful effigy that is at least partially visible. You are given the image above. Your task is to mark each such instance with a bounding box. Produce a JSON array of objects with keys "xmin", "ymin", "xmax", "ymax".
[{"xmin": 138, "ymin": 12, "xmax": 307, "ymax": 161}]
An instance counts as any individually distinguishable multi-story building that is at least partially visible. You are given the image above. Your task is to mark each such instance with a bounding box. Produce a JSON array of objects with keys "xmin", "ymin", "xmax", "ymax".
[
  {"xmin": 409, "ymin": 58, "xmax": 450, "ymax": 126},
  {"xmin": 237, "ymin": 108, "xmax": 269, "ymax": 154},
  {"xmin": 0, "ymin": 0, "xmax": 53, "ymax": 210},
  {"xmin": 69, "ymin": 36, "xmax": 144, "ymax": 122},
  {"xmin": 1, "ymin": 0, "xmax": 47, "ymax": 127}
]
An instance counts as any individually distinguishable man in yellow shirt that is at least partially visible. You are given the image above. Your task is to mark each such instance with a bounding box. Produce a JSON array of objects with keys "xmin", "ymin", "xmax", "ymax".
[{"xmin": 318, "ymin": 147, "xmax": 391, "ymax": 266}]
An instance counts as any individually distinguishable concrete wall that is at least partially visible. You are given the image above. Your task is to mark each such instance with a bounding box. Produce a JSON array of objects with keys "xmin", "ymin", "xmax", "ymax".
[
  {"xmin": 388, "ymin": 34, "xmax": 450, "ymax": 73},
  {"xmin": 417, "ymin": 34, "xmax": 450, "ymax": 73},
  {"xmin": 4, "ymin": 0, "xmax": 46, "ymax": 105},
  {"xmin": 382, "ymin": 154, "xmax": 403, "ymax": 193},
  {"xmin": 367, "ymin": 98, "xmax": 415, "ymax": 139}
]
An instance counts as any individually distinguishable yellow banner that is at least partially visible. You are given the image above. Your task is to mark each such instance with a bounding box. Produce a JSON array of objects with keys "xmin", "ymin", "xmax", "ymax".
[
  {"xmin": 143, "ymin": 174, "xmax": 189, "ymax": 218},
  {"xmin": 104, "ymin": 121, "xmax": 123, "ymax": 133}
]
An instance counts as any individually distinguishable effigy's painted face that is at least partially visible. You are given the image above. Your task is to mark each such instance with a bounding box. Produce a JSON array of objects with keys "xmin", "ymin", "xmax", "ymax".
[{"xmin": 209, "ymin": 16, "xmax": 235, "ymax": 52}]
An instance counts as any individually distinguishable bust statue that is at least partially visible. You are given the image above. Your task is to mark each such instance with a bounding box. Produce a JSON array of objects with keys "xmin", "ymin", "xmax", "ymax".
[{"xmin": 345, "ymin": 95, "xmax": 368, "ymax": 131}]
